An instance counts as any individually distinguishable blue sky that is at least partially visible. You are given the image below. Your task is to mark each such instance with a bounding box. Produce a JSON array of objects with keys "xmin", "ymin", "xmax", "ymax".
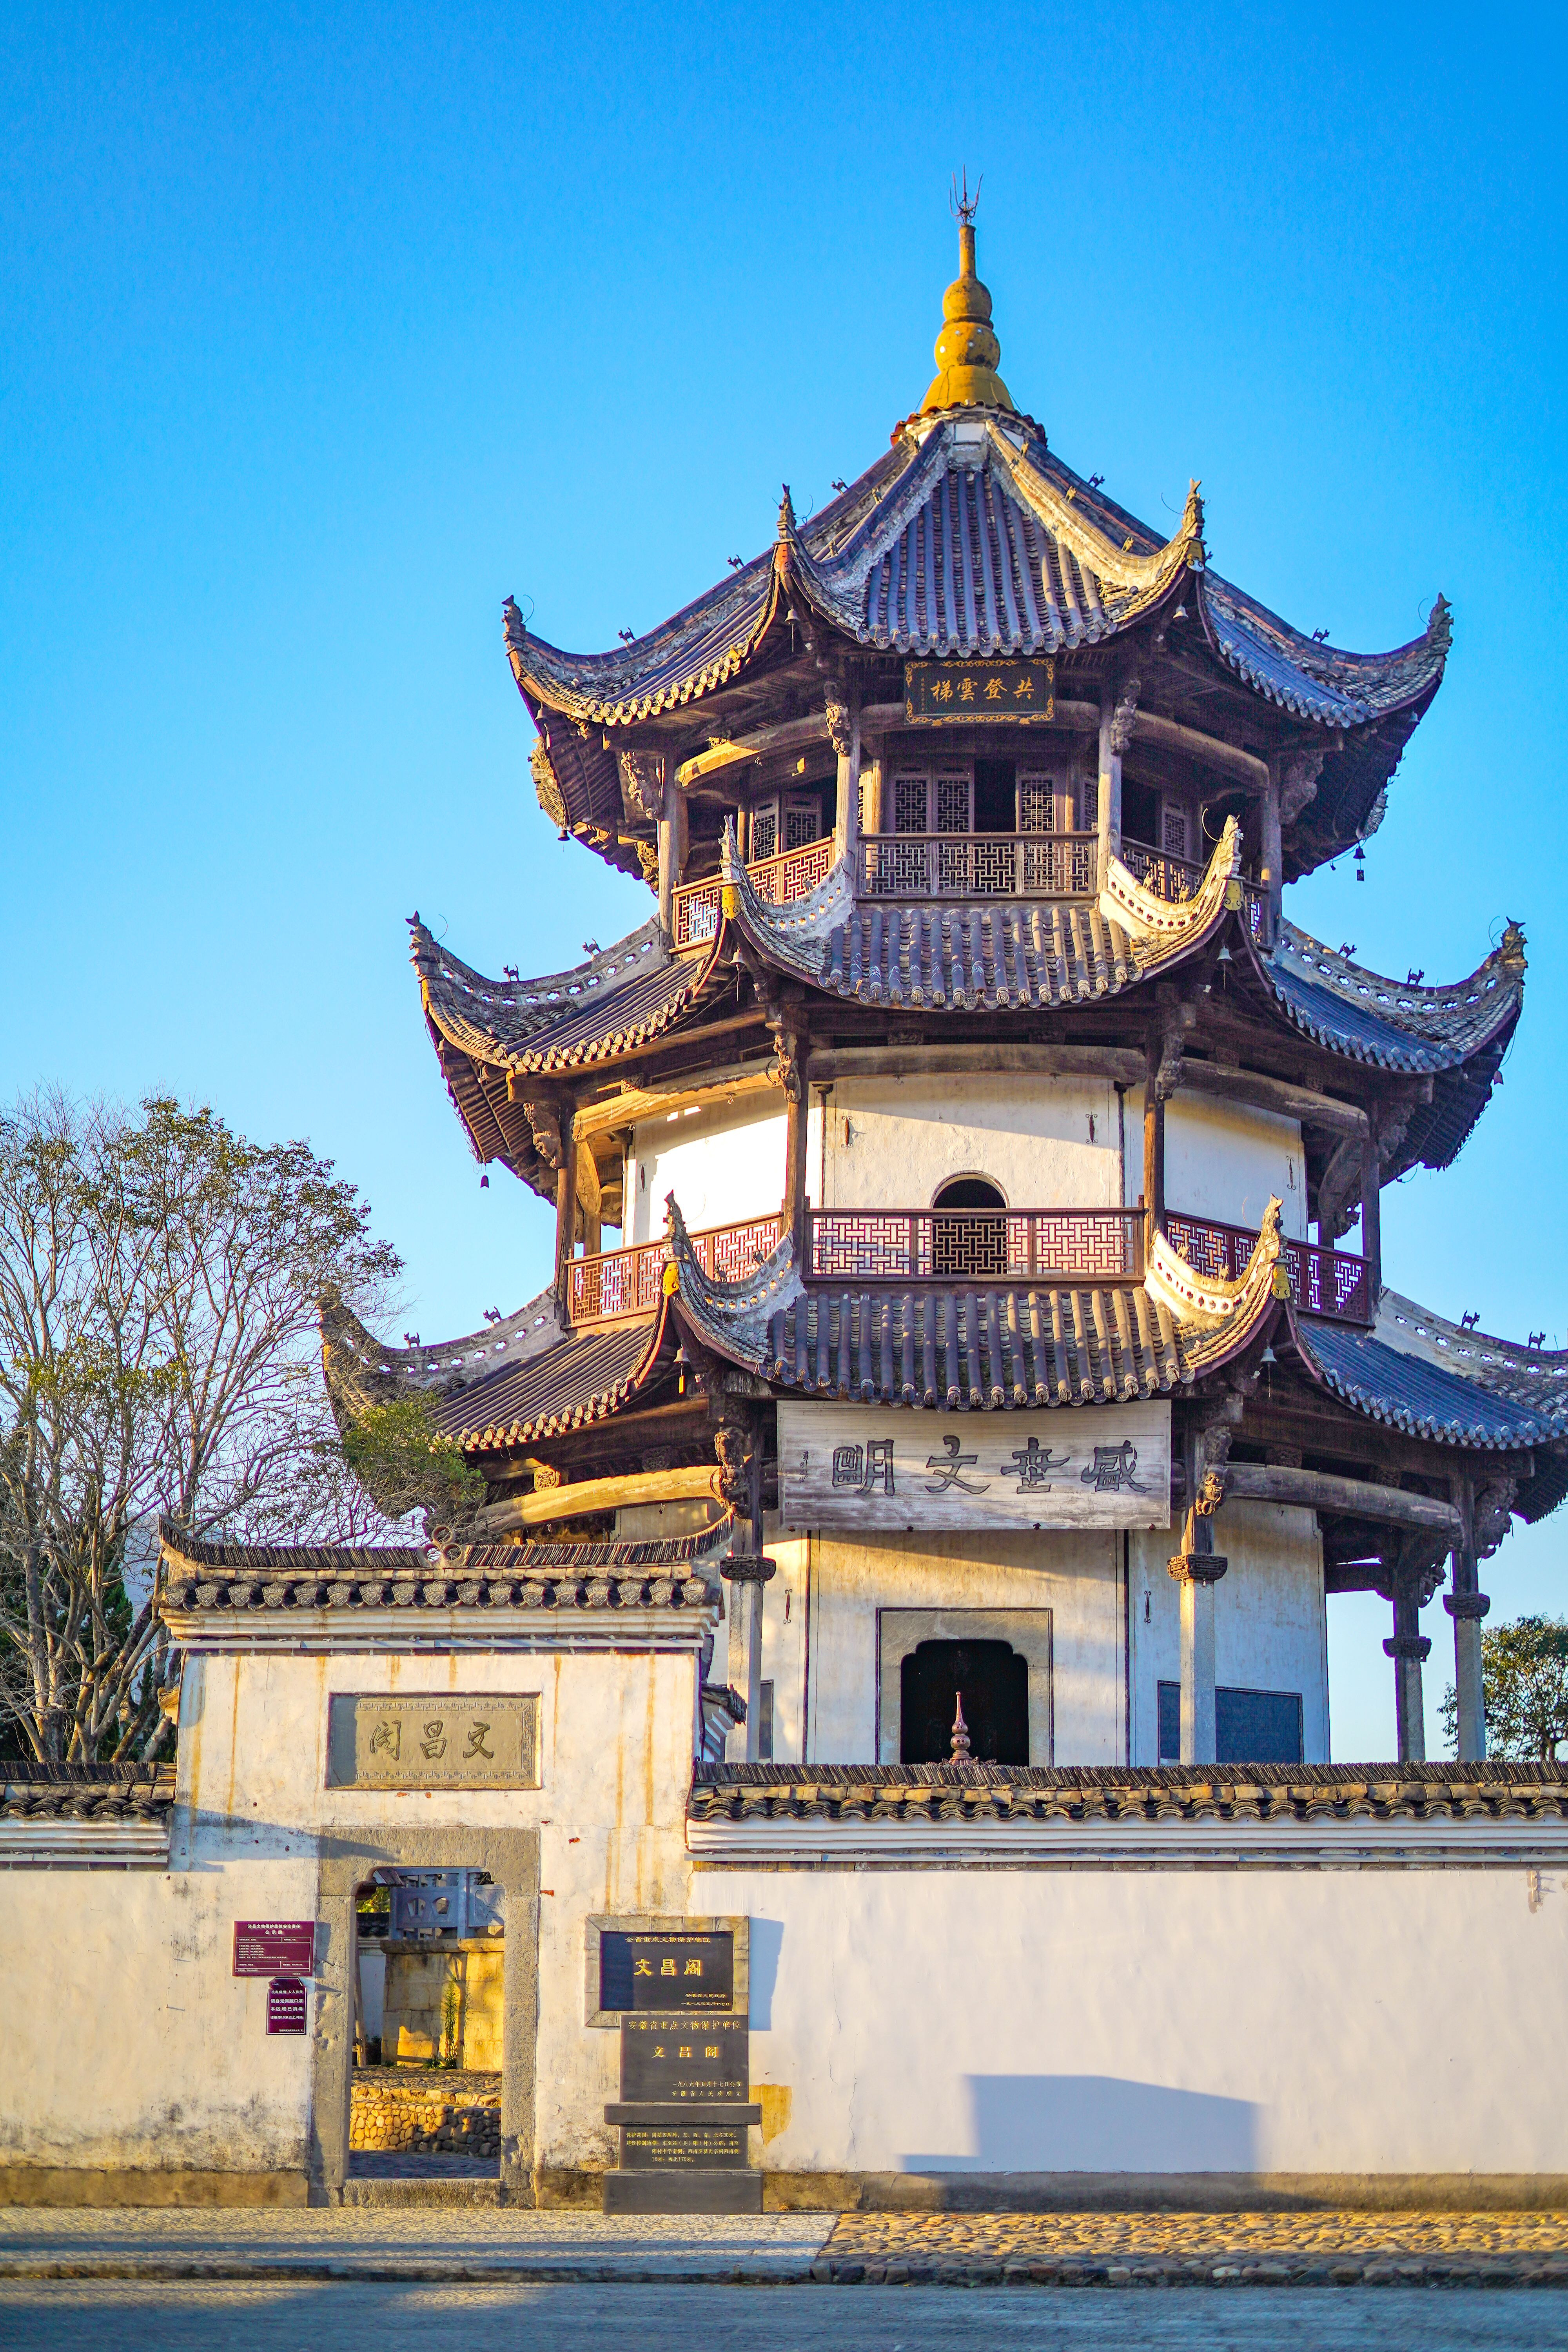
[{"xmin": 4, "ymin": 2, "xmax": 1564, "ymax": 1755}]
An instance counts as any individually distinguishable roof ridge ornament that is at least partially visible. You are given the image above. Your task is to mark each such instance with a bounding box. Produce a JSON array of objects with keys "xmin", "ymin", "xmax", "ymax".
[{"xmin": 920, "ymin": 183, "xmax": 1014, "ymax": 417}]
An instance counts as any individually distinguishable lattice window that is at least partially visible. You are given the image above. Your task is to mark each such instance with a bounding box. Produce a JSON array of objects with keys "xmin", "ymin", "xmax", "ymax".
[
  {"xmin": 1161, "ymin": 800, "xmax": 1188, "ymax": 860},
  {"xmin": 935, "ymin": 773, "xmax": 971, "ymax": 835},
  {"xmin": 932, "ymin": 1212, "xmax": 1009, "ymax": 1278},
  {"xmin": 1079, "ymin": 774, "xmax": 1099, "ymax": 831},
  {"xmin": 970, "ymin": 838, "xmax": 1015, "ymax": 895},
  {"xmin": 869, "ymin": 838, "xmax": 931, "ymax": 895},
  {"xmin": 750, "ymin": 800, "xmax": 778, "ymax": 862},
  {"xmin": 1017, "ymin": 774, "xmax": 1055, "ymax": 833},
  {"xmin": 1069, "ymin": 839, "xmax": 1096, "ymax": 894},
  {"xmin": 783, "ymin": 795, "xmax": 822, "ymax": 851},
  {"xmin": 893, "ymin": 773, "xmax": 929, "ymax": 834}
]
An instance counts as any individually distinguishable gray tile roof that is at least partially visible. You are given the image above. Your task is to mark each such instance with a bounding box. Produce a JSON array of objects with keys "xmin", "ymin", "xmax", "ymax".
[
  {"xmin": 689, "ymin": 1760, "xmax": 1568, "ymax": 1828},
  {"xmin": 1296, "ymin": 1293, "xmax": 1568, "ymax": 1459}
]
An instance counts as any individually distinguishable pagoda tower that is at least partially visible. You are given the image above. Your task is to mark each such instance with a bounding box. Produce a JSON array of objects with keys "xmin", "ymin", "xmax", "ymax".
[{"xmin": 330, "ymin": 205, "xmax": 1564, "ymax": 1777}]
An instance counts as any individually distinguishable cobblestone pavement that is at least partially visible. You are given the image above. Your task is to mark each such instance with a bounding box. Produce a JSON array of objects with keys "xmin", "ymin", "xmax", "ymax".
[
  {"xmin": 817, "ymin": 2208, "xmax": 1568, "ymax": 2286},
  {"xmin": 0, "ymin": 2207, "xmax": 832, "ymax": 2281},
  {"xmin": 5, "ymin": 2279, "xmax": 1567, "ymax": 2351}
]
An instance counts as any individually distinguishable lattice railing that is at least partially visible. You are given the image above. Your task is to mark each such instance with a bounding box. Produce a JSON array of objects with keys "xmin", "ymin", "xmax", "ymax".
[
  {"xmin": 1165, "ymin": 1212, "xmax": 1371, "ymax": 1325},
  {"xmin": 1122, "ymin": 837, "xmax": 1207, "ymax": 902},
  {"xmin": 569, "ymin": 1215, "xmax": 784, "ymax": 1325},
  {"xmin": 806, "ymin": 1209, "xmax": 1145, "ymax": 1285},
  {"xmin": 858, "ymin": 833, "xmax": 1100, "ymax": 900},
  {"xmin": 670, "ymin": 835, "xmax": 836, "ymax": 951}
]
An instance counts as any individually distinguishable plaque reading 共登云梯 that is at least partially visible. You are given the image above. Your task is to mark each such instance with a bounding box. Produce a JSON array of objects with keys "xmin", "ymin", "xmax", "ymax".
[
  {"xmin": 325, "ymin": 1693, "xmax": 540, "ymax": 1789},
  {"xmin": 599, "ymin": 1929, "xmax": 734, "ymax": 2013},
  {"xmin": 619, "ymin": 2014, "xmax": 750, "ymax": 2104},
  {"xmin": 904, "ymin": 657, "xmax": 1055, "ymax": 724}
]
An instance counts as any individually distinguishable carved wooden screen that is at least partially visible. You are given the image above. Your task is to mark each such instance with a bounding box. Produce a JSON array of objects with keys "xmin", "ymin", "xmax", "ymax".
[
  {"xmin": 782, "ymin": 793, "xmax": 823, "ymax": 851},
  {"xmin": 749, "ymin": 798, "xmax": 778, "ymax": 862}
]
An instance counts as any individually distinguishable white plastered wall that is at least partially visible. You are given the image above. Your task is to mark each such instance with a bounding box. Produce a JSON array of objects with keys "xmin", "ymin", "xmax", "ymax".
[
  {"xmin": 781, "ymin": 1527, "xmax": 1123, "ymax": 1767},
  {"xmin": 702, "ymin": 1866, "xmax": 1568, "ymax": 2179},
  {"xmin": 1158, "ymin": 1089, "xmax": 1308, "ymax": 1239},
  {"xmin": 0, "ymin": 1643, "xmax": 703, "ymax": 2181},
  {"xmin": 1128, "ymin": 1502, "xmax": 1328, "ymax": 1765},
  {"xmin": 627, "ymin": 1098, "xmax": 823, "ymax": 1243},
  {"xmin": 821, "ymin": 1075, "xmax": 1125, "ymax": 1209}
]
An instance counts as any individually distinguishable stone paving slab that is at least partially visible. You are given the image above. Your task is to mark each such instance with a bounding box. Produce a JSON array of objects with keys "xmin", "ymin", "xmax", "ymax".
[
  {"xmin": 0, "ymin": 2206, "xmax": 833, "ymax": 2283},
  {"xmin": 8, "ymin": 2278, "xmax": 1568, "ymax": 2350},
  {"xmin": 815, "ymin": 2207, "xmax": 1568, "ymax": 2287}
]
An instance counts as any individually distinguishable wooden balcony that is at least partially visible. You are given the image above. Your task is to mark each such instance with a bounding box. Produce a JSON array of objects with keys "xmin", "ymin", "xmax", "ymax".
[
  {"xmin": 568, "ymin": 1209, "xmax": 1370, "ymax": 1330},
  {"xmin": 1165, "ymin": 1212, "xmax": 1372, "ymax": 1325},
  {"xmin": 858, "ymin": 831, "xmax": 1099, "ymax": 900},
  {"xmin": 807, "ymin": 1207, "xmax": 1144, "ymax": 1285},
  {"xmin": 672, "ymin": 836, "xmax": 836, "ymax": 952},
  {"xmin": 568, "ymin": 1214, "xmax": 783, "ymax": 1325}
]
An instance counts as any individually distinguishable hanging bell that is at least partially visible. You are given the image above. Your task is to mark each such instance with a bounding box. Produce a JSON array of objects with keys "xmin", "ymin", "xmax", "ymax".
[
  {"xmin": 1354, "ymin": 844, "xmax": 1366, "ymax": 882},
  {"xmin": 1259, "ymin": 1342, "xmax": 1277, "ymax": 1365}
]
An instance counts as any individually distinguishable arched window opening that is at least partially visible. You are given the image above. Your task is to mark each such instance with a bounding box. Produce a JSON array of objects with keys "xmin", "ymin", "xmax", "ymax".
[
  {"xmin": 900, "ymin": 1638, "xmax": 1029, "ymax": 1766},
  {"xmin": 932, "ymin": 1175, "xmax": 1008, "ymax": 1276}
]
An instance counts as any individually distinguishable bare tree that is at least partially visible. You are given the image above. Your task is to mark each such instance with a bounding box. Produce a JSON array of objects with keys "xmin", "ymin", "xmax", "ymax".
[{"xmin": 0, "ymin": 1092, "xmax": 410, "ymax": 1767}]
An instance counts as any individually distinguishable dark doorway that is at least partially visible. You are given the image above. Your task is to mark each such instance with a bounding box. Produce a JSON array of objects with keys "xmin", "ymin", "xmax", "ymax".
[
  {"xmin": 973, "ymin": 758, "xmax": 1016, "ymax": 834},
  {"xmin": 933, "ymin": 1176, "xmax": 1008, "ymax": 1278},
  {"xmin": 901, "ymin": 1639, "xmax": 1029, "ymax": 1764}
]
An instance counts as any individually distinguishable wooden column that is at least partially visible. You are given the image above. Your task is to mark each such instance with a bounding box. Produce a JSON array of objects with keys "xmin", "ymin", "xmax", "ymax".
[
  {"xmin": 1168, "ymin": 1422, "xmax": 1227, "ymax": 1766},
  {"xmin": 780, "ymin": 1022, "xmax": 811, "ymax": 1263},
  {"xmin": 1261, "ymin": 758, "xmax": 1285, "ymax": 949},
  {"xmin": 657, "ymin": 776, "xmax": 686, "ymax": 936},
  {"xmin": 721, "ymin": 1554, "xmax": 776, "ymax": 1763},
  {"xmin": 1446, "ymin": 1473, "xmax": 1489, "ymax": 1761},
  {"xmin": 1142, "ymin": 1036, "xmax": 1166, "ymax": 1251},
  {"xmin": 553, "ymin": 1106, "xmax": 578, "ymax": 1319},
  {"xmin": 1384, "ymin": 1584, "xmax": 1431, "ymax": 1764},
  {"xmin": 1097, "ymin": 678, "xmax": 1128, "ymax": 891},
  {"xmin": 1360, "ymin": 1125, "xmax": 1382, "ymax": 1298},
  {"xmin": 833, "ymin": 691, "xmax": 862, "ymax": 866}
]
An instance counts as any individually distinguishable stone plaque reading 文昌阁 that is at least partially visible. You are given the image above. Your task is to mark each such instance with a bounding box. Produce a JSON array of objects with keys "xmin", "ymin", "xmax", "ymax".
[
  {"xmin": 777, "ymin": 1401, "xmax": 1171, "ymax": 1534},
  {"xmin": 600, "ymin": 1930, "xmax": 734, "ymax": 2013},
  {"xmin": 904, "ymin": 657, "xmax": 1055, "ymax": 725},
  {"xmin": 325, "ymin": 1693, "xmax": 540, "ymax": 1789},
  {"xmin": 621, "ymin": 2126, "xmax": 748, "ymax": 2170},
  {"xmin": 620, "ymin": 2014, "xmax": 750, "ymax": 2104}
]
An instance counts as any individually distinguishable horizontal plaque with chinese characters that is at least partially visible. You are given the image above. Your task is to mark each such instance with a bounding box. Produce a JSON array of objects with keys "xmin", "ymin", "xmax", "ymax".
[
  {"xmin": 620, "ymin": 2014, "xmax": 750, "ymax": 2104},
  {"xmin": 621, "ymin": 2125, "xmax": 748, "ymax": 2169},
  {"xmin": 325, "ymin": 1693, "xmax": 540, "ymax": 1789},
  {"xmin": 233, "ymin": 1920, "xmax": 316, "ymax": 1977},
  {"xmin": 600, "ymin": 1930, "xmax": 734, "ymax": 2013},
  {"xmin": 904, "ymin": 657, "xmax": 1055, "ymax": 724},
  {"xmin": 777, "ymin": 1402, "xmax": 1171, "ymax": 1533}
]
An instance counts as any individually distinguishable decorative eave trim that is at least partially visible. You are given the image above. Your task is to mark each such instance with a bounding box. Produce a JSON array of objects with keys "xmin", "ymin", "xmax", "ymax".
[
  {"xmin": 1100, "ymin": 816, "xmax": 1244, "ymax": 973},
  {"xmin": 1147, "ymin": 1197, "xmax": 1287, "ymax": 1334},
  {"xmin": 161, "ymin": 1603, "xmax": 717, "ymax": 1656},
  {"xmin": 443, "ymin": 1299, "xmax": 676, "ymax": 1453},
  {"xmin": 0, "ymin": 1820, "xmax": 172, "ymax": 1868}
]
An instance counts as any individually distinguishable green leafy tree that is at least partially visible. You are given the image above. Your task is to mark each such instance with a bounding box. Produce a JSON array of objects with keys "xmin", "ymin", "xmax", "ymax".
[
  {"xmin": 1441, "ymin": 1615, "xmax": 1568, "ymax": 1760},
  {"xmin": 0, "ymin": 1091, "xmax": 412, "ymax": 1767}
]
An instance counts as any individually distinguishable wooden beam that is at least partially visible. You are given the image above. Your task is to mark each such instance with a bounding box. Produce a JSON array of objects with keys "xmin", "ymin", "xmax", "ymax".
[
  {"xmin": 468, "ymin": 1464, "xmax": 725, "ymax": 1536},
  {"xmin": 1135, "ymin": 711, "xmax": 1270, "ymax": 789},
  {"xmin": 1175, "ymin": 1057, "xmax": 1368, "ymax": 1138},
  {"xmin": 806, "ymin": 1044, "xmax": 1147, "ymax": 1085},
  {"xmin": 574, "ymin": 1059, "xmax": 780, "ymax": 1144},
  {"xmin": 554, "ymin": 1111, "xmax": 578, "ymax": 1317},
  {"xmin": 1224, "ymin": 1462, "xmax": 1462, "ymax": 1538}
]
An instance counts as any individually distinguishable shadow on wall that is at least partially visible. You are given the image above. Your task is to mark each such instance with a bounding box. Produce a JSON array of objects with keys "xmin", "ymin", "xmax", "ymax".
[{"xmin": 903, "ymin": 2076, "xmax": 1261, "ymax": 2172}]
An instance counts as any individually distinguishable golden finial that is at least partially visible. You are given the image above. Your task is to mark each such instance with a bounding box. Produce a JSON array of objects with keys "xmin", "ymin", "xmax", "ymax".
[{"xmin": 920, "ymin": 174, "xmax": 1014, "ymax": 416}]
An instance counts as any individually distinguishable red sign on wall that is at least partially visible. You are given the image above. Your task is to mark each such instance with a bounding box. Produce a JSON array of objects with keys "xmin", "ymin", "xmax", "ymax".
[
  {"xmin": 233, "ymin": 1920, "xmax": 316, "ymax": 1977},
  {"xmin": 266, "ymin": 1977, "xmax": 309, "ymax": 2034}
]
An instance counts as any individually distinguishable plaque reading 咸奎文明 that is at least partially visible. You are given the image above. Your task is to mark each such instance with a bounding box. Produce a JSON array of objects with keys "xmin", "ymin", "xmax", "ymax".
[
  {"xmin": 600, "ymin": 1929, "xmax": 734, "ymax": 2014},
  {"xmin": 620, "ymin": 2014, "xmax": 750, "ymax": 2105},
  {"xmin": 324, "ymin": 1693, "xmax": 540, "ymax": 1789},
  {"xmin": 777, "ymin": 1401, "xmax": 1172, "ymax": 1533},
  {"xmin": 904, "ymin": 657, "xmax": 1055, "ymax": 725}
]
